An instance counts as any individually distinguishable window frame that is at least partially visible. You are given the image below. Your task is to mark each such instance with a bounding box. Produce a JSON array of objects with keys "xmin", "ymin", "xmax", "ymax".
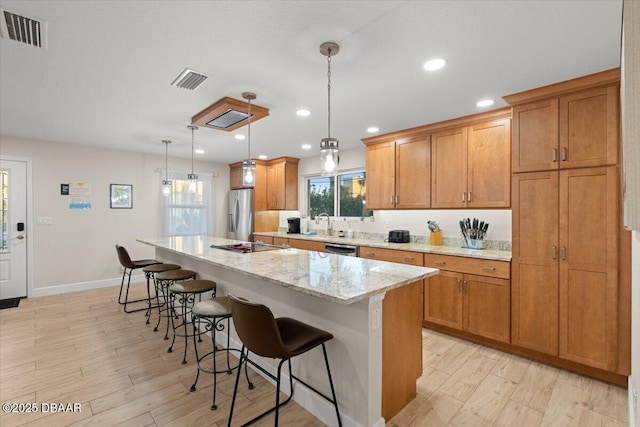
[{"xmin": 304, "ymin": 169, "xmax": 371, "ymax": 218}]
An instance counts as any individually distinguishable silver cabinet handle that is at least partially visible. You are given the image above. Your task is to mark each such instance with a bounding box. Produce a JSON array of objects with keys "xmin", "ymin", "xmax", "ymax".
[
  {"xmin": 552, "ymin": 245, "xmax": 557, "ymax": 260},
  {"xmin": 395, "ymin": 195, "xmax": 399, "ymax": 204},
  {"xmin": 404, "ymin": 256, "xmax": 414, "ymax": 262},
  {"xmin": 463, "ymin": 280, "xmax": 468, "ymax": 292},
  {"xmin": 552, "ymin": 148, "xmax": 558, "ymax": 162},
  {"xmin": 561, "ymin": 147, "xmax": 567, "ymax": 161},
  {"xmin": 468, "ymin": 192, "xmax": 472, "ymax": 202},
  {"xmin": 434, "ymin": 261, "xmax": 446, "ymax": 266},
  {"xmin": 560, "ymin": 246, "xmax": 566, "ymax": 260},
  {"xmin": 462, "ymin": 192, "xmax": 466, "ymax": 202},
  {"xmin": 457, "ymin": 279, "xmax": 462, "ymax": 292},
  {"xmin": 365, "ymin": 252, "xmax": 375, "ymax": 257},
  {"xmin": 390, "ymin": 196, "xmax": 394, "ymax": 205},
  {"xmin": 482, "ymin": 266, "xmax": 496, "ymax": 272}
]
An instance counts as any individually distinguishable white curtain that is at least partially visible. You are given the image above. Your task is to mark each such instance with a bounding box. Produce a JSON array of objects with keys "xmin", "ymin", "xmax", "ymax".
[{"xmin": 159, "ymin": 169, "xmax": 215, "ymax": 237}]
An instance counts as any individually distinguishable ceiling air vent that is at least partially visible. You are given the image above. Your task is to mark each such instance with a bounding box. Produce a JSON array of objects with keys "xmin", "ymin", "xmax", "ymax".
[
  {"xmin": 0, "ymin": 8, "xmax": 46, "ymax": 48},
  {"xmin": 171, "ymin": 68, "xmax": 208, "ymax": 90},
  {"xmin": 192, "ymin": 97, "xmax": 269, "ymax": 132}
]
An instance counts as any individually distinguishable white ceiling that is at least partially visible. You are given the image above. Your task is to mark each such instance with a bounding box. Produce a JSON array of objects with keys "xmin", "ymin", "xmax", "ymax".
[{"xmin": 0, "ymin": 1, "xmax": 623, "ymax": 164}]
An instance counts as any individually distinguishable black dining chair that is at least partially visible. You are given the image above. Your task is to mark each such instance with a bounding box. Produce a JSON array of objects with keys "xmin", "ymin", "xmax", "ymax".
[
  {"xmin": 227, "ymin": 294, "xmax": 341, "ymax": 427},
  {"xmin": 115, "ymin": 244, "xmax": 160, "ymax": 313}
]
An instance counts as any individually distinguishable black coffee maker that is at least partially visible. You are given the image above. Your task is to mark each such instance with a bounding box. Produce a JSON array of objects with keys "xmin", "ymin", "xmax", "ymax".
[{"xmin": 287, "ymin": 217, "xmax": 301, "ymax": 234}]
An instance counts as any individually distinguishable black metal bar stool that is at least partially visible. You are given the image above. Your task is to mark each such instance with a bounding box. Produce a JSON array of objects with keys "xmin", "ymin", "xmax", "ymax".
[
  {"xmin": 115, "ymin": 244, "xmax": 160, "ymax": 313},
  {"xmin": 189, "ymin": 297, "xmax": 254, "ymax": 410},
  {"xmin": 168, "ymin": 279, "xmax": 217, "ymax": 364},
  {"xmin": 228, "ymin": 295, "xmax": 342, "ymax": 427},
  {"xmin": 142, "ymin": 263, "xmax": 181, "ymax": 324},
  {"xmin": 154, "ymin": 269, "xmax": 197, "ymax": 339}
]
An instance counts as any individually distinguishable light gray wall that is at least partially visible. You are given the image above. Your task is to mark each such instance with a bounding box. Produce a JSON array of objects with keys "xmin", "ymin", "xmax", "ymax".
[{"xmin": 0, "ymin": 135, "xmax": 230, "ymax": 295}]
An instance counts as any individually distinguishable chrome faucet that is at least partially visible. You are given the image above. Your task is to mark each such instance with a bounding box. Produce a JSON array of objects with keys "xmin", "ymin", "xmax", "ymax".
[{"xmin": 316, "ymin": 212, "xmax": 332, "ymax": 236}]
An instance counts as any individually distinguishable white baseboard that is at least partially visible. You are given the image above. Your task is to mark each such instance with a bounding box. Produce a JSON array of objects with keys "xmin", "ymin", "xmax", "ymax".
[
  {"xmin": 30, "ymin": 274, "xmax": 144, "ymax": 297},
  {"xmin": 631, "ymin": 375, "xmax": 638, "ymax": 427}
]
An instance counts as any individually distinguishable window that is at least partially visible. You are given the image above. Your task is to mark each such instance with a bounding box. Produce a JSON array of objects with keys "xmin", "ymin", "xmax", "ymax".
[
  {"xmin": 160, "ymin": 171, "xmax": 215, "ymax": 237},
  {"xmin": 307, "ymin": 171, "xmax": 372, "ymax": 218}
]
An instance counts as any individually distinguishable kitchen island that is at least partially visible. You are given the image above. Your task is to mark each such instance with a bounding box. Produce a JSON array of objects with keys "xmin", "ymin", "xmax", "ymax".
[{"xmin": 137, "ymin": 235, "xmax": 438, "ymax": 427}]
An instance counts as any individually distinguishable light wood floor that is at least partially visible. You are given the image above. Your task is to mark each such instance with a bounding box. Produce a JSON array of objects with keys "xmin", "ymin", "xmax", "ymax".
[{"xmin": 0, "ymin": 285, "xmax": 629, "ymax": 427}]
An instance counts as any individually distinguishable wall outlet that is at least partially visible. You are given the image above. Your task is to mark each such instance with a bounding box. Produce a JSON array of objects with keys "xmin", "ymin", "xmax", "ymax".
[
  {"xmin": 372, "ymin": 308, "xmax": 381, "ymax": 330},
  {"xmin": 36, "ymin": 217, "xmax": 53, "ymax": 225}
]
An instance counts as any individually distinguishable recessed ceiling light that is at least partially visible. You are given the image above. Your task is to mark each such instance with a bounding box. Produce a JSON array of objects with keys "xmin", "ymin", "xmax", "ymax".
[
  {"xmin": 195, "ymin": 149, "xmax": 205, "ymax": 154},
  {"xmin": 234, "ymin": 134, "xmax": 246, "ymax": 140},
  {"xmin": 258, "ymin": 155, "xmax": 268, "ymax": 160},
  {"xmin": 423, "ymin": 58, "xmax": 447, "ymax": 72},
  {"xmin": 296, "ymin": 109, "xmax": 311, "ymax": 117},
  {"xmin": 301, "ymin": 144, "xmax": 312, "ymax": 150},
  {"xmin": 476, "ymin": 99, "xmax": 495, "ymax": 107},
  {"xmin": 367, "ymin": 127, "xmax": 379, "ymax": 133}
]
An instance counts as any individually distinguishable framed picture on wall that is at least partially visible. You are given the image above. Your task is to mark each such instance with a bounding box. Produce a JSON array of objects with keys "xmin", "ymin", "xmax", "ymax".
[{"xmin": 110, "ymin": 184, "xmax": 132, "ymax": 209}]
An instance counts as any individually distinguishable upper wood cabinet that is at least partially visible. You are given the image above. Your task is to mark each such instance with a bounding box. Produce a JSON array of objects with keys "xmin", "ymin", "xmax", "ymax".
[
  {"xmin": 505, "ymin": 69, "xmax": 620, "ymax": 173},
  {"xmin": 431, "ymin": 118, "xmax": 511, "ymax": 208},
  {"xmin": 365, "ymin": 134, "xmax": 430, "ymax": 210},
  {"xmin": 266, "ymin": 157, "xmax": 298, "ymax": 210}
]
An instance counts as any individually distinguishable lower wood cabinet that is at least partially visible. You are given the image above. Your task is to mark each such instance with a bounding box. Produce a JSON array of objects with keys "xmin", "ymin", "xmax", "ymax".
[
  {"xmin": 287, "ymin": 238, "xmax": 325, "ymax": 252},
  {"xmin": 424, "ymin": 255, "xmax": 511, "ymax": 344}
]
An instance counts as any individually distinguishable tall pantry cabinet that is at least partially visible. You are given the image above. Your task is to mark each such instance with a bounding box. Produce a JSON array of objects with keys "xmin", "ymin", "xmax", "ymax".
[{"xmin": 505, "ymin": 69, "xmax": 629, "ymax": 374}]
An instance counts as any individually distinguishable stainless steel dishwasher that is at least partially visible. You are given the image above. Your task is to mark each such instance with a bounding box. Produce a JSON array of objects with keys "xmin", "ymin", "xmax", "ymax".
[{"xmin": 324, "ymin": 243, "xmax": 359, "ymax": 257}]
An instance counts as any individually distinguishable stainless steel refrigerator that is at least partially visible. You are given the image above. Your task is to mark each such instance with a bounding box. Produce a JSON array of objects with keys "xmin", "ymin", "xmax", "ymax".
[{"xmin": 227, "ymin": 189, "xmax": 253, "ymax": 241}]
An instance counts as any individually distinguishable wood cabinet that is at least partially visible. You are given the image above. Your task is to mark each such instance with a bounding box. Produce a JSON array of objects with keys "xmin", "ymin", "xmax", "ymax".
[
  {"xmin": 364, "ymin": 134, "xmax": 430, "ymax": 210},
  {"xmin": 254, "ymin": 234, "xmax": 273, "ymax": 245},
  {"xmin": 272, "ymin": 236, "xmax": 289, "ymax": 247},
  {"xmin": 423, "ymin": 254, "xmax": 511, "ymax": 343},
  {"xmin": 508, "ymin": 76, "xmax": 619, "ymax": 173},
  {"xmin": 431, "ymin": 118, "xmax": 511, "ymax": 208},
  {"xmin": 512, "ymin": 167, "xmax": 619, "ymax": 370},
  {"xmin": 266, "ymin": 157, "xmax": 298, "ymax": 210}
]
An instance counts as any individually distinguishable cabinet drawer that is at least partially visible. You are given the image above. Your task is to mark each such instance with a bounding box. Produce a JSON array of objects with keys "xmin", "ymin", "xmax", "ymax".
[
  {"xmin": 424, "ymin": 254, "xmax": 510, "ymax": 279},
  {"xmin": 254, "ymin": 235, "xmax": 273, "ymax": 245},
  {"xmin": 288, "ymin": 239, "xmax": 325, "ymax": 252},
  {"xmin": 273, "ymin": 237, "xmax": 289, "ymax": 247},
  {"xmin": 360, "ymin": 246, "xmax": 423, "ymax": 266}
]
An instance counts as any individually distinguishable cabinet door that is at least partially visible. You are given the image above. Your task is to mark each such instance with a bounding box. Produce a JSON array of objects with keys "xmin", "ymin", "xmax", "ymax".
[
  {"xmin": 273, "ymin": 237, "xmax": 289, "ymax": 247},
  {"xmin": 463, "ymin": 274, "xmax": 510, "ymax": 343},
  {"xmin": 423, "ymin": 271, "xmax": 463, "ymax": 329},
  {"xmin": 559, "ymin": 86, "xmax": 619, "ymax": 169},
  {"xmin": 512, "ymin": 99, "xmax": 559, "ymax": 173},
  {"xmin": 467, "ymin": 118, "xmax": 511, "ymax": 208},
  {"xmin": 366, "ymin": 141, "xmax": 396, "ymax": 209},
  {"xmin": 229, "ymin": 165, "xmax": 245, "ymax": 190},
  {"xmin": 559, "ymin": 166, "xmax": 618, "ymax": 370},
  {"xmin": 395, "ymin": 136, "xmax": 430, "ymax": 209},
  {"xmin": 266, "ymin": 163, "xmax": 284, "ymax": 210},
  {"xmin": 511, "ymin": 171, "xmax": 559, "ymax": 355},
  {"xmin": 431, "ymin": 127, "xmax": 467, "ymax": 208},
  {"xmin": 254, "ymin": 235, "xmax": 273, "ymax": 245},
  {"xmin": 288, "ymin": 239, "xmax": 325, "ymax": 252}
]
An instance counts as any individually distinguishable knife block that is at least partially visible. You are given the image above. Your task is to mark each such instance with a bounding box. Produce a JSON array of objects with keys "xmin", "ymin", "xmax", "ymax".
[{"xmin": 430, "ymin": 230, "xmax": 443, "ymax": 246}]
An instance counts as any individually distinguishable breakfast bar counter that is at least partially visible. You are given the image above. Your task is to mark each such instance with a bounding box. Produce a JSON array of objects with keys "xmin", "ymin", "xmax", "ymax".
[{"xmin": 137, "ymin": 235, "xmax": 438, "ymax": 427}]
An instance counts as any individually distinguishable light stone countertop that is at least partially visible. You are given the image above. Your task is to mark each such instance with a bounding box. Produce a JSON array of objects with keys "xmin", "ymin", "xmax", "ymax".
[
  {"xmin": 137, "ymin": 235, "xmax": 439, "ymax": 305},
  {"xmin": 254, "ymin": 231, "xmax": 512, "ymax": 262}
]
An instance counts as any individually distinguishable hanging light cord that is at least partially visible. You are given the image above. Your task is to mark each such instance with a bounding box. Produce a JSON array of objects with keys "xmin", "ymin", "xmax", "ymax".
[
  {"xmin": 247, "ymin": 97, "xmax": 252, "ymax": 159},
  {"xmin": 327, "ymin": 47, "xmax": 332, "ymax": 139},
  {"xmin": 165, "ymin": 141, "xmax": 169, "ymax": 180},
  {"xmin": 190, "ymin": 127, "xmax": 195, "ymax": 174}
]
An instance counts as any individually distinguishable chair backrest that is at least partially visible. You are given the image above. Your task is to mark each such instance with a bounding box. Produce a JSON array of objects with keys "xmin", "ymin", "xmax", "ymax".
[
  {"xmin": 115, "ymin": 244, "xmax": 135, "ymax": 269},
  {"xmin": 229, "ymin": 294, "xmax": 287, "ymax": 359}
]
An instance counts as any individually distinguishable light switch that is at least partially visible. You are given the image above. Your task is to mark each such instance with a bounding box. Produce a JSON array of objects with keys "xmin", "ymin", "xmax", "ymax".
[{"xmin": 37, "ymin": 217, "xmax": 53, "ymax": 225}]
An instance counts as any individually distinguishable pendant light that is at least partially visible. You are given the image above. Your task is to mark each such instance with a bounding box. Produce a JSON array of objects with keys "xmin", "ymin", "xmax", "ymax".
[
  {"xmin": 187, "ymin": 125, "xmax": 198, "ymax": 193},
  {"xmin": 319, "ymin": 41, "xmax": 340, "ymax": 176},
  {"xmin": 161, "ymin": 139, "xmax": 172, "ymax": 196},
  {"xmin": 241, "ymin": 91, "xmax": 257, "ymax": 186}
]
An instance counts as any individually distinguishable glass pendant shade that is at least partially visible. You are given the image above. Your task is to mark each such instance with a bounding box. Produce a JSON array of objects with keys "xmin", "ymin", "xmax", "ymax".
[
  {"xmin": 320, "ymin": 138, "xmax": 339, "ymax": 176},
  {"xmin": 161, "ymin": 179, "xmax": 172, "ymax": 196},
  {"xmin": 242, "ymin": 159, "xmax": 256, "ymax": 186}
]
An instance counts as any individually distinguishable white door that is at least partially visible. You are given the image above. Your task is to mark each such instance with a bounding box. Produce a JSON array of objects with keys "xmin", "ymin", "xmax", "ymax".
[{"xmin": 0, "ymin": 159, "xmax": 28, "ymax": 299}]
